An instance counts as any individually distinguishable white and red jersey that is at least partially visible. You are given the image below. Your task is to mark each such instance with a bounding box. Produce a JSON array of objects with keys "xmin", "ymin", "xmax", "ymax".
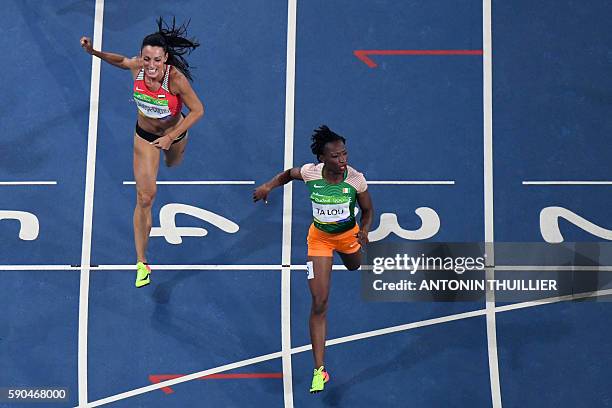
[{"xmin": 133, "ymin": 65, "xmax": 182, "ymax": 119}]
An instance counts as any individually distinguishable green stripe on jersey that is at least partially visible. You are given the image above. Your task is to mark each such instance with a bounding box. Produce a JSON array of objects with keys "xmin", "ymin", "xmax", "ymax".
[
  {"xmin": 133, "ymin": 92, "xmax": 169, "ymax": 106},
  {"xmin": 307, "ymin": 178, "xmax": 358, "ymax": 234}
]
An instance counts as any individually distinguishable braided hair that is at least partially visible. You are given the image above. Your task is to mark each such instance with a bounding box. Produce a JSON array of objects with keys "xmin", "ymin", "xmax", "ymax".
[
  {"xmin": 141, "ymin": 17, "xmax": 200, "ymax": 81},
  {"xmin": 310, "ymin": 125, "xmax": 346, "ymax": 162}
]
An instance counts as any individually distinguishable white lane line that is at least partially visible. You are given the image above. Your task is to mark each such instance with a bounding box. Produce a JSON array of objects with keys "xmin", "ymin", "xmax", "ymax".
[
  {"xmin": 78, "ymin": 0, "xmax": 104, "ymax": 406},
  {"xmin": 0, "ymin": 265, "xmax": 81, "ymax": 271},
  {"xmin": 77, "ymin": 285, "xmax": 612, "ymax": 407},
  {"xmin": 0, "ymin": 264, "xmax": 348, "ymax": 271},
  {"xmin": 290, "ymin": 309, "xmax": 487, "ymax": 354},
  {"xmin": 495, "ymin": 288, "xmax": 612, "ymax": 312},
  {"xmin": 485, "ymin": 267, "xmax": 501, "ymax": 406},
  {"xmin": 483, "ymin": 0, "xmax": 501, "ymax": 406},
  {"xmin": 78, "ymin": 310, "xmax": 485, "ymax": 407},
  {"xmin": 368, "ymin": 180, "xmax": 455, "ymax": 185},
  {"xmin": 82, "ymin": 351, "xmax": 283, "ymax": 407},
  {"xmin": 494, "ymin": 265, "xmax": 612, "ymax": 271},
  {"xmin": 0, "ymin": 180, "xmax": 456, "ymax": 186},
  {"xmin": 523, "ymin": 181, "xmax": 612, "ymax": 185},
  {"xmin": 122, "ymin": 181, "xmax": 254, "ymax": 185},
  {"xmin": 281, "ymin": 0, "xmax": 298, "ymax": 404},
  {"xmin": 0, "ymin": 181, "xmax": 58, "ymax": 186},
  {"xmin": 4, "ymin": 264, "xmax": 612, "ymax": 271},
  {"xmin": 95, "ymin": 264, "xmax": 283, "ymax": 270}
]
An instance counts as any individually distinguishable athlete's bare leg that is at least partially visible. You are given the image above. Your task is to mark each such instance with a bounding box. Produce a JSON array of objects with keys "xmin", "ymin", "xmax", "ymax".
[
  {"xmin": 308, "ymin": 255, "xmax": 333, "ymax": 368},
  {"xmin": 338, "ymin": 250, "xmax": 361, "ymax": 271},
  {"xmin": 164, "ymin": 135, "xmax": 188, "ymax": 167},
  {"xmin": 133, "ymin": 134, "xmax": 161, "ymax": 263}
]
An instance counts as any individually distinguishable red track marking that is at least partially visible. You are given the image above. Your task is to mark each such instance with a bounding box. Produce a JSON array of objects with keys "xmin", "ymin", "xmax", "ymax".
[
  {"xmin": 354, "ymin": 49, "xmax": 484, "ymax": 68},
  {"xmin": 149, "ymin": 373, "xmax": 284, "ymax": 394}
]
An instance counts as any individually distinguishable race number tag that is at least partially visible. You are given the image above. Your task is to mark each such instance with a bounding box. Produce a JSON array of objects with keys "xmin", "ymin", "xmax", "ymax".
[{"xmin": 311, "ymin": 201, "xmax": 351, "ymax": 223}]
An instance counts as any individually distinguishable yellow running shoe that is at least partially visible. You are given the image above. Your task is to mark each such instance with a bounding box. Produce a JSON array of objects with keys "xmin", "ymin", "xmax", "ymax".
[
  {"xmin": 135, "ymin": 262, "xmax": 151, "ymax": 288},
  {"xmin": 309, "ymin": 366, "xmax": 330, "ymax": 393}
]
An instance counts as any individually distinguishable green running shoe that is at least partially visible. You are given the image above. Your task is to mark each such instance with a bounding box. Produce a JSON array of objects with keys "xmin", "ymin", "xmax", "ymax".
[
  {"xmin": 309, "ymin": 366, "xmax": 330, "ymax": 393},
  {"xmin": 135, "ymin": 262, "xmax": 151, "ymax": 288}
]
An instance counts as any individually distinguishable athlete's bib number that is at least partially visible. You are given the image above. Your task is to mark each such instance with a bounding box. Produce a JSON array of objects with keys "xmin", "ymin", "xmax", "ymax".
[
  {"xmin": 134, "ymin": 97, "xmax": 172, "ymax": 119},
  {"xmin": 312, "ymin": 201, "xmax": 351, "ymax": 223}
]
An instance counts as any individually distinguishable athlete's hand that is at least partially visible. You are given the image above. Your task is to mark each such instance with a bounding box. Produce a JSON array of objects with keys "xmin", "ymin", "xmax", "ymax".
[
  {"xmin": 150, "ymin": 135, "xmax": 173, "ymax": 150},
  {"xmin": 356, "ymin": 229, "xmax": 369, "ymax": 247},
  {"xmin": 80, "ymin": 37, "xmax": 94, "ymax": 54},
  {"xmin": 253, "ymin": 184, "xmax": 271, "ymax": 203}
]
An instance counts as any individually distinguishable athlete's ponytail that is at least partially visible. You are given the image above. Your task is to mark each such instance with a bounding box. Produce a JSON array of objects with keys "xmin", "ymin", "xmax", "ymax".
[{"xmin": 141, "ymin": 17, "xmax": 200, "ymax": 81}]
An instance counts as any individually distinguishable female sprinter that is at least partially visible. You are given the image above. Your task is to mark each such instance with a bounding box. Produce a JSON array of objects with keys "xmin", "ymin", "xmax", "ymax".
[
  {"xmin": 253, "ymin": 126, "xmax": 374, "ymax": 393},
  {"xmin": 80, "ymin": 18, "xmax": 204, "ymax": 288}
]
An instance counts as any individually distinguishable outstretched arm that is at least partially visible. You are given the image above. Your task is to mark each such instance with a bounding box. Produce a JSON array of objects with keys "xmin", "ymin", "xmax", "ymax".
[
  {"xmin": 356, "ymin": 190, "xmax": 374, "ymax": 246},
  {"xmin": 253, "ymin": 168, "xmax": 303, "ymax": 203},
  {"xmin": 80, "ymin": 36, "xmax": 139, "ymax": 71}
]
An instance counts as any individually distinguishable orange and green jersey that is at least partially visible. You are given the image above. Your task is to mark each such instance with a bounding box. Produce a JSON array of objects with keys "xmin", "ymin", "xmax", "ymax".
[{"xmin": 300, "ymin": 163, "xmax": 367, "ymax": 234}]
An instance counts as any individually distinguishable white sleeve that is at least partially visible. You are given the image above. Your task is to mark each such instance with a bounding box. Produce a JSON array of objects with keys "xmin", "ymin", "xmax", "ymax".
[
  {"xmin": 346, "ymin": 167, "xmax": 367, "ymax": 193},
  {"xmin": 300, "ymin": 163, "xmax": 323, "ymax": 182}
]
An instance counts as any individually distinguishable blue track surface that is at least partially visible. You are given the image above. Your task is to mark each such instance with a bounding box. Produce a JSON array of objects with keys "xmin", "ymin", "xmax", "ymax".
[{"xmin": 2, "ymin": 0, "xmax": 612, "ymax": 407}]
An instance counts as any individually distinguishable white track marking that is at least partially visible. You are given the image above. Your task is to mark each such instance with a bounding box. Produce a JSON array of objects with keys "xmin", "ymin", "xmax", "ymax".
[
  {"xmin": 78, "ymin": 0, "xmax": 104, "ymax": 406},
  {"xmin": 3, "ymin": 264, "xmax": 612, "ymax": 271},
  {"xmin": 523, "ymin": 181, "xmax": 612, "ymax": 185},
  {"xmin": 75, "ymin": 286, "xmax": 611, "ymax": 407},
  {"xmin": 367, "ymin": 180, "xmax": 455, "ymax": 185},
  {"xmin": 122, "ymin": 181, "xmax": 254, "ymax": 185},
  {"xmin": 482, "ymin": 0, "xmax": 501, "ymax": 406},
  {"xmin": 281, "ymin": 0, "xmax": 298, "ymax": 405},
  {"xmin": 0, "ymin": 181, "xmax": 57, "ymax": 185}
]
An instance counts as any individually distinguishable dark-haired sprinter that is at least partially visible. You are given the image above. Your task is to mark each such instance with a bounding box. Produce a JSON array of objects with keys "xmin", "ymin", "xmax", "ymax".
[
  {"xmin": 253, "ymin": 126, "xmax": 374, "ymax": 393},
  {"xmin": 81, "ymin": 18, "xmax": 204, "ymax": 287}
]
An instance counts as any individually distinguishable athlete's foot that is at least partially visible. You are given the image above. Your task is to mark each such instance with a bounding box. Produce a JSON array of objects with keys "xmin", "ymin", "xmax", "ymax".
[
  {"xmin": 135, "ymin": 262, "xmax": 151, "ymax": 288},
  {"xmin": 309, "ymin": 366, "xmax": 330, "ymax": 393}
]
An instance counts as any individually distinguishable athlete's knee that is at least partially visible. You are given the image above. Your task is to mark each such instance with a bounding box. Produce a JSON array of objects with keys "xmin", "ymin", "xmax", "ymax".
[
  {"xmin": 165, "ymin": 147, "xmax": 186, "ymax": 167},
  {"xmin": 165, "ymin": 155, "xmax": 183, "ymax": 168},
  {"xmin": 342, "ymin": 253, "xmax": 362, "ymax": 271},
  {"xmin": 311, "ymin": 295, "xmax": 329, "ymax": 315},
  {"xmin": 136, "ymin": 189, "xmax": 156, "ymax": 208}
]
